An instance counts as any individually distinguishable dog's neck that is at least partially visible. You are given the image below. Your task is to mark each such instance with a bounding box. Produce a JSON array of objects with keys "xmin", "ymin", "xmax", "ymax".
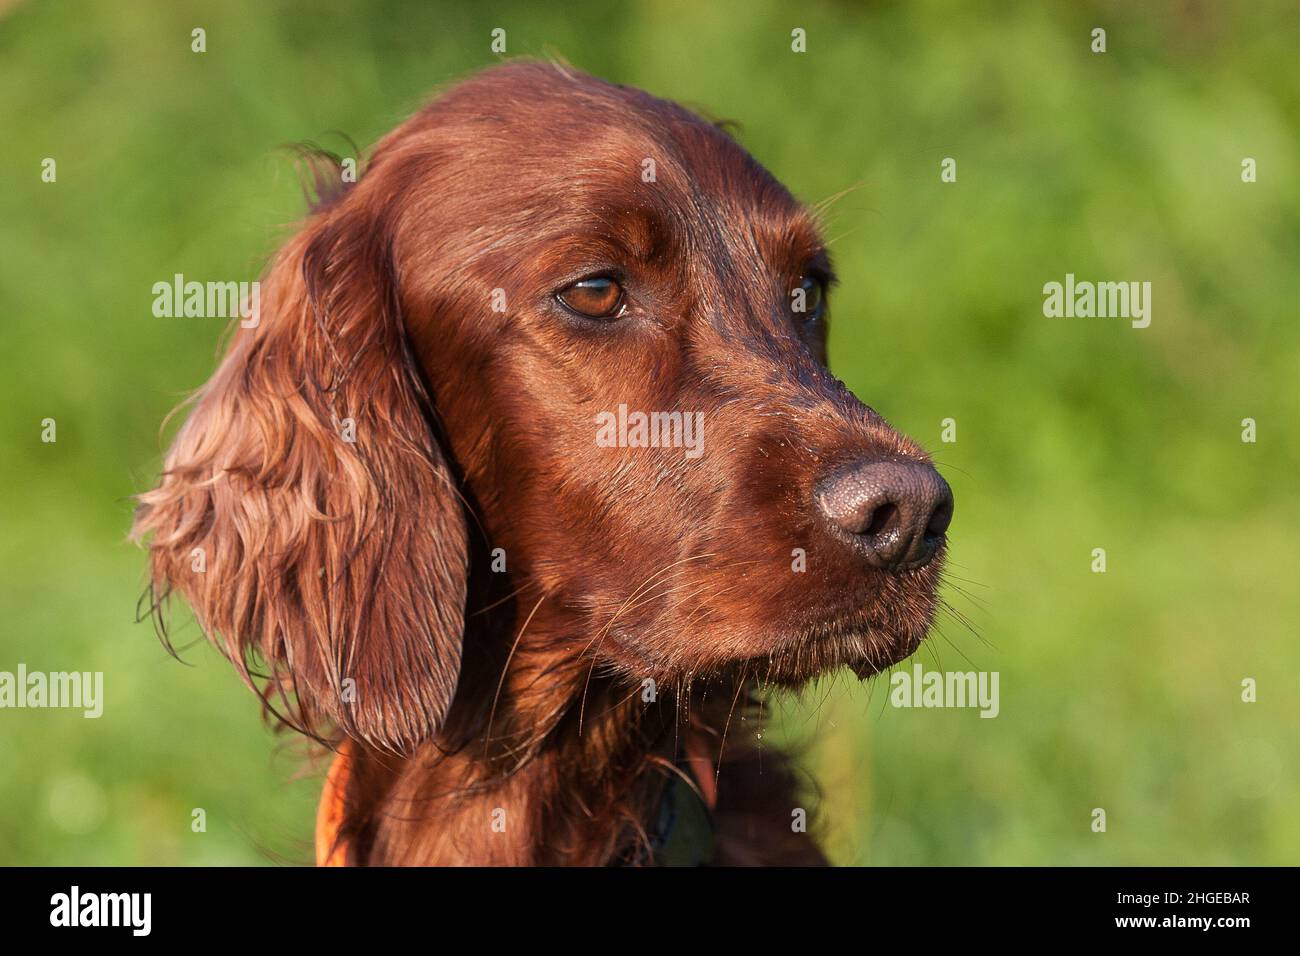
[
  {"xmin": 343, "ymin": 587, "xmax": 822, "ymax": 865},
  {"xmin": 346, "ymin": 596, "xmax": 707, "ymax": 864}
]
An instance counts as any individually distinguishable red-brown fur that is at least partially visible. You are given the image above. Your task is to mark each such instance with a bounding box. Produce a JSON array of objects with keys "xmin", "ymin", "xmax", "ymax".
[{"xmin": 133, "ymin": 61, "xmax": 945, "ymax": 865}]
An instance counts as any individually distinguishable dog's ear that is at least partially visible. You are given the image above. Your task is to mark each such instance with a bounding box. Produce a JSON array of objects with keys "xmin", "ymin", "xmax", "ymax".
[{"xmin": 134, "ymin": 198, "xmax": 468, "ymax": 755}]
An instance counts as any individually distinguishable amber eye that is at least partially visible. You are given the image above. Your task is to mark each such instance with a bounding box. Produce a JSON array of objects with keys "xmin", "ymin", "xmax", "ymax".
[
  {"xmin": 557, "ymin": 276, "xmax": 625, "ymax": 319},
  {"xmin": 793, "ymin": 275, "xmax": 825, "ymax": 321}
]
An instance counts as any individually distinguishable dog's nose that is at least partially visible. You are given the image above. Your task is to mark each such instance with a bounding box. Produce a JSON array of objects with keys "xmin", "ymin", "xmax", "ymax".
[{"xmin": 815, "ymin": 458, "xmax": 953, "ymax": 570}]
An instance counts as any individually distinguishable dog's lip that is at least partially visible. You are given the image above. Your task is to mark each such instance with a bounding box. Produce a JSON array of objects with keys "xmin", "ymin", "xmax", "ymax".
[
  {"xmin": 799, "ymin": 586, "xmax": 924, "ymax": 638},
  {"xmin": 796, "ymin": 596, "xmax": 935, "ymax": 671},
  {"xmin": 734, "ymin": 615, "xmax": 923, "ymax": 686}
]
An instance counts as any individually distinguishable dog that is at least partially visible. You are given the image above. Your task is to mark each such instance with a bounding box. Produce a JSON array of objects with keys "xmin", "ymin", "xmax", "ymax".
[{"xmin": 134, "ymin": 61, "xmax": 953, "ymax": 866}]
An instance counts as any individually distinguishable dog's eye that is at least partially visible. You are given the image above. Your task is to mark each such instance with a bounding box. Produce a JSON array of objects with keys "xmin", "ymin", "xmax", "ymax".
[
  {"xmin": 557, "ymin": 277, "xmax": 625, "ymax": 319},
  {"xmin": 792, "ymin": 276, "xmax": 825, "ymax": 321}
]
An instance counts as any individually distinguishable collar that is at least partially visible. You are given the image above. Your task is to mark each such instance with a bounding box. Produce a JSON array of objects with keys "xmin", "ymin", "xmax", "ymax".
[
  {"xmin": 315, "ymin": 741, "xmax": 352, "ymax": 866},
  {"xmin": 635, "ymin": 771, "xmax": 716, "ymax": 867}
]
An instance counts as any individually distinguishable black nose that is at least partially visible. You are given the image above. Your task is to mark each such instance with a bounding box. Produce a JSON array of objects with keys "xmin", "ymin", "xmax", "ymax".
[{"xmin": 815, "ymin": 458, "xmax": 953, "ymax": 570}]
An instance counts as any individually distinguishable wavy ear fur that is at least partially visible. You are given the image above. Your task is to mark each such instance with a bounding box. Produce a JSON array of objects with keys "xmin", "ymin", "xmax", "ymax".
[{"xmin": 134, "ymin": 198, "xmax": 468, "ymax": 755}]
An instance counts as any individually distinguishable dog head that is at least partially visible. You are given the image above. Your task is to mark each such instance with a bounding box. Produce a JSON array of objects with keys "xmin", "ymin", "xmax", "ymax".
[{"xmin": 135, "ymin": 62, "xmax": 952, "ymax": 754}]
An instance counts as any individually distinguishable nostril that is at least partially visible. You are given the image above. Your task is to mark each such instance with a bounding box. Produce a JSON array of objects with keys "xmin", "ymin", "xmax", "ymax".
[
  {"xmin": 863, "ymin": 501, "xmax": 898, "ymax": 539},
  {"xmin": 925, "ymin": 493, "xmax": 954, "ymax": 540}
]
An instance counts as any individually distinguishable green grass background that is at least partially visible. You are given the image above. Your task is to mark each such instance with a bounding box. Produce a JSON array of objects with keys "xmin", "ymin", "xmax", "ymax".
[{"xmin": 1, "ymin": 0, "xmax": 1296, "ymax": 865}]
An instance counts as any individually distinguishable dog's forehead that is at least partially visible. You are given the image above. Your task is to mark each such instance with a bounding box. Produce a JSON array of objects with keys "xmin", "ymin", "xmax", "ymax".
[{"xmin": 427, "ymin": 63, "xmax": 819, "ymax": 242}]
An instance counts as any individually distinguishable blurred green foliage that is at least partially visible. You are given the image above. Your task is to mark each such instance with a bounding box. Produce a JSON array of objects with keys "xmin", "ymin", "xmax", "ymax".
[{"xmin": 1, "ymin": 0, "xmax": 1296, "ymax": 865}]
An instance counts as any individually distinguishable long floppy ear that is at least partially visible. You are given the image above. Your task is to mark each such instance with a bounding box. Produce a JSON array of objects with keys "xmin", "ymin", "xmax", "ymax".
[{"xmin": 134, "ymin": 199, "xmax": 468, "ymax": 755}]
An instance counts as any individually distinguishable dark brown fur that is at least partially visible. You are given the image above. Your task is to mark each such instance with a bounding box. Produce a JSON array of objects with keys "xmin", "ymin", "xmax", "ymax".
[{"xmin": 133, "ymin": 62, "xmax": 944, "ymax": 865}]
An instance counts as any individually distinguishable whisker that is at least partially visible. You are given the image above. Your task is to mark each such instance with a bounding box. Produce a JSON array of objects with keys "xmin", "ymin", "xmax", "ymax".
[{"xmin": 483, "ymin": 588, "xmax": 550, "ymax": 756}]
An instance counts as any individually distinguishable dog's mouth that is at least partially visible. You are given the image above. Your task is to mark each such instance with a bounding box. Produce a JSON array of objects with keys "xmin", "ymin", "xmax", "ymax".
[
  {"xmin": 601, "ymin": 540, "xmax": 947, "ymax": 685},
  {"xmin": 739, "ymin": 589, "xmax": 940, "ymax": 687},
  {"xmin": 818, "ymin": 558, "xmax": 949, "ymax": 671}
]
